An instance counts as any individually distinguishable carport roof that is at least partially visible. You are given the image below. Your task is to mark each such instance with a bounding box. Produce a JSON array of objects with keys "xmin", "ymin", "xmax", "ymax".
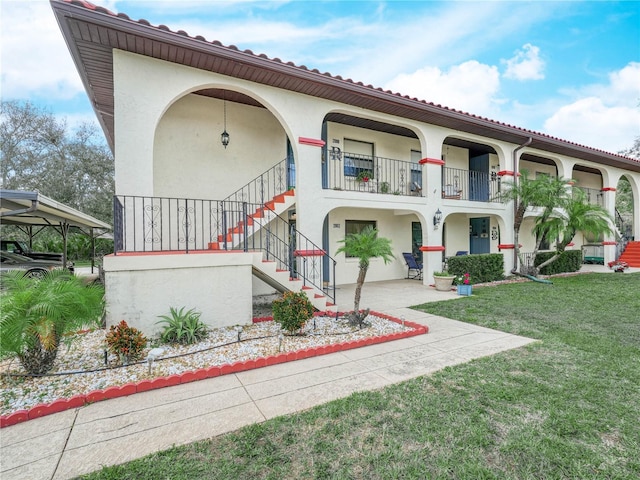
[{"xmin": 0, "ymin": 190, "xmax": 111, "ymax": 231}]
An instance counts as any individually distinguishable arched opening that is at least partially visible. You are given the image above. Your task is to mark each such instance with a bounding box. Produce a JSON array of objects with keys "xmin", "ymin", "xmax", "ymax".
[
  {"xmin": 153, "ymin": 88, "xmax": 291, "ymax": 201},
  {"xmin": 441, "ymin": 138, "xmax": 502, "ymax": 202},
  {"xmin": 321, "ymin": 112, "xmax": 423, "ymax": 196}
]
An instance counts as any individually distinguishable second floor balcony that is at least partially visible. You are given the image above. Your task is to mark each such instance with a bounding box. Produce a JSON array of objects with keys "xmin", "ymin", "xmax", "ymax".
[
  {"xmin": 442, "ymin": 167, "xmax": 501, "ymax": 202},
  {"xmin": 323, "ymin": 151, "xmax": 423, "ymax": 197}
]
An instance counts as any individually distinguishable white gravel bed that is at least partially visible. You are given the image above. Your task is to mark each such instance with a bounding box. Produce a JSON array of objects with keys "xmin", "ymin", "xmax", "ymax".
[{"xmin": 1, "ymin": 314, "xmax": 411, "ymax": 416}]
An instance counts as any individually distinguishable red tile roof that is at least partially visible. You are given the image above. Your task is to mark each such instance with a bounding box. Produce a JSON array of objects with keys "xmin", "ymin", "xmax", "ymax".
[{"xmin": 52, "ymin": 0, "xmax": 639, "ymax": 169}]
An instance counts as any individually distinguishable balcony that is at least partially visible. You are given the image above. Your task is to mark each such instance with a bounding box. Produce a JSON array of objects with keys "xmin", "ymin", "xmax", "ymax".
[
  {"xmin": 323, "ymin": 151, "xmax": 422, "ymax": 196},
  {"xmin": 575, "ymin": 187, "xmax": 604, "ymax": 206},
  {"xmin": 442, "ymin": 167, "xmax": 501, "ymax": 202}
]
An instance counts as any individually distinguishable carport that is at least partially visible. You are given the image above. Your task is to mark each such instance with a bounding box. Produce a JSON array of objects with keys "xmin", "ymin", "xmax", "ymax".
[{"xmin": 0, "ymin": 189, "xmax": 112, "ymax": 271}]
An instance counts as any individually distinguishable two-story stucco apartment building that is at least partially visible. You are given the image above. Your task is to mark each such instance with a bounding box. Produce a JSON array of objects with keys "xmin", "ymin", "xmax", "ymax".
[{"xmin": 52, "ymin": 0, "xmax": 639, "ymax": 334}]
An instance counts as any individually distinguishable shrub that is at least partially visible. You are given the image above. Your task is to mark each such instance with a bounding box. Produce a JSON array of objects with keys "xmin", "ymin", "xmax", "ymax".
[
  {"xmin": 447, "ymin": 253, "xmax": 504, "ymax": 284},
  {"xmin": 272, "ymin": 291, "xmax": 314, "ymax": 334},
  {"xmin": 0, "ymin": 270, "xmax": 104, "ymax": 374},
  {"xmin": 157, "ymin": 307, "xmax": 207, "ymax": 345},
  {"xmin": 105, "ymin": 320, "xmax": 147, "ymax": 364},
  {"xmin": 535, "ymin": 250, "xmax": 582, "ymax": 275}
]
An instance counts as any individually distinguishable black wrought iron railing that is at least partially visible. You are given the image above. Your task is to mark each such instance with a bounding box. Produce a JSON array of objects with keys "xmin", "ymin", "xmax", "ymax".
[
  {"xmin": 323, "ymin": 151, "xmax": 423, "ymax": 196},
  {"xmin": 113, "ymin": 195, "xmax": 336, "ymax": 304},
  {"xmin": 441, "ymin": 167, "xmax": 501, "ymax": 202},
  {"xmin": 575, "ymin": 186, "xmax": 604, "ymax": 206},
  {"xmin": 223, "ymin": 156, "xmax": 293, "ymax": 205}
]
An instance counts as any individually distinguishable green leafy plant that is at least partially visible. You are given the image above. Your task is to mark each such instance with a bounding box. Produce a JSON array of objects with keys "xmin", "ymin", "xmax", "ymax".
[
  {"xmin": 157, "ymin": 307, "xmax": 208, "ymax": 345},
  {"xmin": 356, "ymin": 170, "xmax": 373, "ymax": 182},
  {"xmin": 0, "ymin": 270, "xmax": 104, "ymax": 374},
  {"xmin": 433, "ymin": 271, "xmax": 452, "ymax": 277},
  {"xmin": 105, "ymin": 320, "xmax": 147, "ymax": 364},
  {"xmin": 379, "ymin": 181, "xmax": 390, "ymax": 193},
  {"xmin": 272, "ymin": 291, "xmax": 314, "ymax": 334},
  {"xmin": 336, "ymin": 226, "xmax": 394, "ymax": 328}
]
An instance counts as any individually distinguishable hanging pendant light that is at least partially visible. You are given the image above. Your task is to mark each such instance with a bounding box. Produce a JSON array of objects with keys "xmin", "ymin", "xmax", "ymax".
[{"xmin": 221, "ymin": 92, "xmax": 230, "ymax": 148}]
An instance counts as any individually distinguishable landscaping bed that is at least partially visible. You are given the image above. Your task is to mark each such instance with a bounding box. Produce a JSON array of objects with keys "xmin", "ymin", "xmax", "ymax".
[{"xmin": 0, "ymin": 312, "xmax": 426, "ymax": 424}]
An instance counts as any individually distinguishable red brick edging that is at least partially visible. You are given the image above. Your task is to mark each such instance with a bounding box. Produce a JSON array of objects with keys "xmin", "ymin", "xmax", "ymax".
[{"xmin": 1, "ymin": 311, "xmax": 427, "ymax": 428}]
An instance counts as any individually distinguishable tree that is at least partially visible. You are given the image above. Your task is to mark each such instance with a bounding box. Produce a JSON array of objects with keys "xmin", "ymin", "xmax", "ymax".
[
  {"xmin": 0, "ymin": 270, "xmax": 105, "ymax": 374},
  {"xmin": 496, "ymin": 171, "xmax": 569, "ymax": 273},
  {"xmin": 498, "ymin": 172, "xmax": 613, "ymax": 277},
  {"xmin": 0, "ymin": 100, "xmax": 114, "ymax": 223},
  {"xmin": 335, "ymin": 226, "xmax": 394, "ymax": 327},
  {"xmin": 534, "ymin": 189, "xmax": 613, "ymax": 275}
]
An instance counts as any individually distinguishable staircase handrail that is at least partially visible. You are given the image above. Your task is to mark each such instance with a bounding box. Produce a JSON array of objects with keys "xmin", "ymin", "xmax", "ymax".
[
  {"xmin": 223, "ymin": 157, "xmax": 292, "ymax": 206},
  {"xmin": 244, "ymin": 202, "xmax": 336, "ymax": 306}
]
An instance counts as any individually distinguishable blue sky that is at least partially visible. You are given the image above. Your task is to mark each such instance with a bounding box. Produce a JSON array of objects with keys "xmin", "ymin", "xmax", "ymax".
[{"xmin": 2, "ymin": 0, "xmax": 639, "ymax": 154}]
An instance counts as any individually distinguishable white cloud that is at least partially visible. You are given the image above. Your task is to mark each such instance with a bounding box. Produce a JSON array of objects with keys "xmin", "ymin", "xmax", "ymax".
[
  {"xmin": 0, "ymin": 0, "xmax": 84, "ymax": 99},
  {"xmin": 502, "ymin": 43, "xmax": 545, "ymax": 81},
  {"xmin": 384, "ymin": 61, "xmax": 502, "ymax": 116},
  {"xmin": 543, "ymin": 62, "xmax": 640, "ymax": 153}
]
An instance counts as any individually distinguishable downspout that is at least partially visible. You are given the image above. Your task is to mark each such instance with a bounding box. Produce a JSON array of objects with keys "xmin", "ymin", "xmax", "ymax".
[
  {"xmin": 511, "ymin": 137, "xmax": 532, "ymax": 275},
  {"xmin": 0, "ymin": 198, "xmax": 39, "ymax": 217}
]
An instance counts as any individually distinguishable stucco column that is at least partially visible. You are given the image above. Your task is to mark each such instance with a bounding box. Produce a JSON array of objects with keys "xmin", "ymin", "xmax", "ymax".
[{"xmin": 415, "ymin": 129, "xmax": 448, "ymax": 282}]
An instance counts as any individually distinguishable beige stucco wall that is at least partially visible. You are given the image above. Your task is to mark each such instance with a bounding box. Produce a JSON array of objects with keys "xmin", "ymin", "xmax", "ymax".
[
  {"xmin": 327, "ymin": 207, "xmax": 421, "ymax": 284},
  {"xmin": 154, "ymin": 93, "xmax": 286, "ymax": 200},
  {"xmin": 103, "ymin": 252, "xmax": 255, "ymax": 336}
]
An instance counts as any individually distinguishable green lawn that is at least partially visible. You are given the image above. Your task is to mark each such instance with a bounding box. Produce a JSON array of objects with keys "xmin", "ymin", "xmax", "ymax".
[{"xmin": 81, "ymin": 273, "xmax": 640, "ymax": 479}]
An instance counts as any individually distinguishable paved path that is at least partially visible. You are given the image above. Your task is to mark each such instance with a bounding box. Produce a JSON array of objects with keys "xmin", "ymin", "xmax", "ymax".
[{"xmin": 1, "ymin": 277, "xmax": 555, "ymax": 479}]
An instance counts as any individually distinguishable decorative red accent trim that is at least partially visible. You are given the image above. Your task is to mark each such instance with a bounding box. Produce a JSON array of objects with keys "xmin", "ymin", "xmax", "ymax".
[
  {"xmin": 419, "ymin": 157, "xmax": 445, "ymax": 165},
  {"xmin": 567, "ymin": 181, "xmax": 575, "ymax": 185},
  {"xmin": 298, "ymin": 137, "xmax": 325, "ymax": 147},
  {"xmin": 601, "ymin": 187, "xmax": 616, "ymax": 192},
  {"xmin": 0, "ymin": 311, "xmax": 427, "ymax": 427},
  {"xmin": 602, "ymin": 241, "xmax": 617, "ymax": 245},
  {"xmin": 498, "ymin": 170, "xmax": 515, "ymax": 176},
  {"xmin": 498, "ymin": 244, "xmax": 515, "ymax": 249},
  {"xmin": 567, "ymin": 242, "xmax": 575, "ymax": 247},
  {"xmin": 419, "ymin": 245, "xmax": 445, "ymax": 252},
  {"xmin": 294, "ymin": 249, "xmax": 326, "ymax": 256}
]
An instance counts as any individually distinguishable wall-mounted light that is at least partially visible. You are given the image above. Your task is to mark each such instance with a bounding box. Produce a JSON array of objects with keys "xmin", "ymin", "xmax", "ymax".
[
  {"xmin": 220, "ymin": 93, "xmax": 230, "ymax": 149},
  {"xmin": 433, "ymin": 208, "xmax": 442, "ymax": 229}
]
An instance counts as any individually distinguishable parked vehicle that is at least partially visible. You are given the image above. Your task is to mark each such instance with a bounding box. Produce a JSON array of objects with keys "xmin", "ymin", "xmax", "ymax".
[
  {"xmin": 0, "ymin": 251, "xmax": 66, "ymax": 279},
  {"xmin": 1, "ymin": 240, "xmax": 64, "ymax": 262}
]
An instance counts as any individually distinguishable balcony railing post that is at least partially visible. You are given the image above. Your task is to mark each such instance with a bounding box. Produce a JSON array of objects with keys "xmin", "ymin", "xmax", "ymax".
[{"xmin": 242, "ymin": 202, "xmax": 248, "ymax": 252}]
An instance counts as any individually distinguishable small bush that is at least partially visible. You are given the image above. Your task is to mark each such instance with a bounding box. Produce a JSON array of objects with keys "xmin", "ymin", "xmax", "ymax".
[
  {"xmin": 157, "ymin": 307, "xmax": 207, "ymax": 345},
  {"xmin": 447, "ymin": 253, "xmax": 504, "ymax": 284},
  {"xmin": 105, "ymin": 320, "xmax": 147, "ymax": 364},
  {"xmin": 535, "ymin": 250, "xmax": 582, "ymax": 275},
  {"xmin": 272, "ymin": 291, "xmax": 314, "ymax": 334}
]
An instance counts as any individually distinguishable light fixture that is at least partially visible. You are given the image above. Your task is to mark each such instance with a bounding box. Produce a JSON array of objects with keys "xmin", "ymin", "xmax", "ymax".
[
  {"xmin": 433, "ymin": 208, "xmax": 442, "ymax": 229},
  {"xmin": 220, "ymin": 92, "xmax": 230, "ymax": 149}
]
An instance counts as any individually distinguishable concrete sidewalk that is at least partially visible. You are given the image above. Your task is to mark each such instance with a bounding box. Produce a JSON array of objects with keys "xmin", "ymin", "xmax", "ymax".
[{"xmin": 1, "ymin": 279, "xmax": 537, "ymax": 479}]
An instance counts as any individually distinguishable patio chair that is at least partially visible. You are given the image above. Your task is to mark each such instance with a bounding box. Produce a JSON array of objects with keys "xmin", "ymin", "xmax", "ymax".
[{"xmin": 402, "ymin": 252, "xmax": 423, "ymax": 280}]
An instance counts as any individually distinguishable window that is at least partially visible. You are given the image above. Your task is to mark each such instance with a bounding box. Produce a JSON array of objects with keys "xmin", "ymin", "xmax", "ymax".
[
  {"xmin": 344, "ymin": 220, "xmax": 376, "ymax": 257},
  {"xmin": 410, "ymin": 149, "xmax": 422, "ymax": 191},
  {"xmin": 344, "ymin": 139, "xmax": 374, "ymax": 177}
]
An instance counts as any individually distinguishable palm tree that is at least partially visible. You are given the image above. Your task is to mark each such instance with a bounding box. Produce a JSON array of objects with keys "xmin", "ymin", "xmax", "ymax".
[
  {"xmin": 0, "ymin": 270, "xmax": 104, "ymax": 374},
  {"xmin": 336, "ymin": 226, "xmax": 394, "ymax": 327},
  {"xmin": 496, "ymin": 171, "xmax": 570, "ymax": 274},
  {"xmin": 534, "ymin": 189, "xmax": 613, "ymax": 275}
]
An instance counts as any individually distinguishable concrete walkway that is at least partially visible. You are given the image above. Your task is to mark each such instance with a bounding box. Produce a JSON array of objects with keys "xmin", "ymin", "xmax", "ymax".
[{"xmin": 1, "ymin": 276, "xmax": 560, "ymax": 480}]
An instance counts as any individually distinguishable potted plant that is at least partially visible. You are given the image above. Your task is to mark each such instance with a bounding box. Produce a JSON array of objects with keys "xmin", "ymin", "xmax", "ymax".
[
  {"xmin": 433, "ymin": 271, "xmax": 455, "ymax": 291},
  {"xmin": 455, "ymin": 273, "xmax": 473, "ymax": 296},
  {"xmin": 379, "ymin": 181, "xmax": 390, "ymax": 193},
  {"xmin": 356, "ymin": 170, "xmax": 373, "ymax": 183}
]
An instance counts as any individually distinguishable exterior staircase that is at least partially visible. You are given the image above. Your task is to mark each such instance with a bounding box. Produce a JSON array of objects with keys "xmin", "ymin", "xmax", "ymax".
[
  {"xmin": 618, "ymin": 241, "xmax": 640, "ymax": 267},
  {"xmin": 207, "ymin": 188, "xmax": 337, "ymax": 313}
]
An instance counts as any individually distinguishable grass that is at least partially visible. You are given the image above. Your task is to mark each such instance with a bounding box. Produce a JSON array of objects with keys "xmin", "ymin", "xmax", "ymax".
[{"xmin": 80, "ymin": 273, "xmax": 640, "ymax": 479}]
